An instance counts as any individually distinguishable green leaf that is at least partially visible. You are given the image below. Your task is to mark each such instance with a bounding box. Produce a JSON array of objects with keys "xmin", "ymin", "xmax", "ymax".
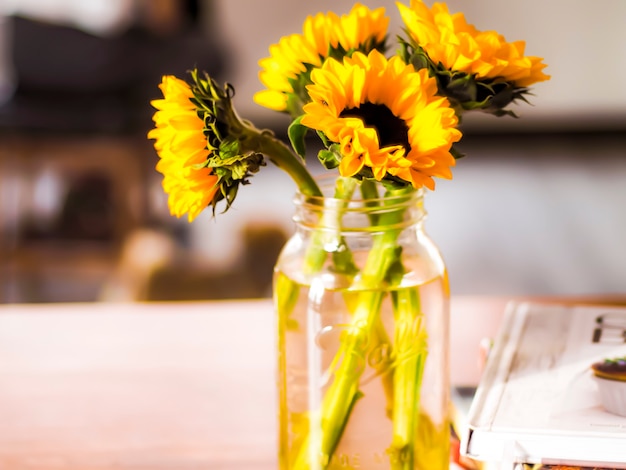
[
  {"xmin": 325, "ymin": 390, "xmax": 364, "ymax": 463},
  {"xmin": 316, "ymin": 130, "xmax": 331, "ymax": 148},
  {"xmin": 318, "ymin": 148, "xmax": 341, "ymax": 170},
  {"xmin": 410, "ymin": 49, "xmax": 432, "ymax": 71},
  {"xmin": 331, "ymin": 249, "xmax": 359, "ymax": 277},
  {"xmin": 385, "ymin": 246, "xmax": 405, "ymax": 285},
  {"xmin": 447, "ymin": 75, "xmax": 477, "ymax": 102},
  {"xmin": 287, "ymin": 115, "xmax": 309, "ymax": 159},
  {"xmin": 397, "ymin": 35, "xmax": 411, "ymax": 63},
  {"xmin": 218, "ymin": 138, "xmax": 239, "ymax": 159},
  {"xmin": 450, "ymin": 145, "xmax": 465, "ymax": 160},
  {"xmin": 229, "ymin": 161, "xmax": 248, "ymax": 180}
]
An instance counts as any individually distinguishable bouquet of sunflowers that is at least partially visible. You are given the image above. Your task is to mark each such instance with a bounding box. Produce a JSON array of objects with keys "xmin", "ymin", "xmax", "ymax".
[{"xmin": 149, "ymin": 1, "xmax": 548, "ymax": 469}]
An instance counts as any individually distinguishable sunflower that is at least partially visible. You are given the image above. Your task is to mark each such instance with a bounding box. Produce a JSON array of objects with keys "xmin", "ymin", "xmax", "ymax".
[
  {"xmin": 301, "ymin": 49, "xmax": 461, "ymax": 190},
  {"xmin": 397, "ymin": 0, "xmax": 549, "ymax": 116},
  {"xmin": 254, "ymin": 3, "xmax": 389, "ymax": 117},
  {"xmin": 148, "ymin": 75, "xmax": 219, "ymax": 222},
  {"xmin": 149, "ymin": 72, "xmax": 322, "ymax": 221},
  {"xmin": 398, "ymin": 0, "xmax": 549, "ymax": 86}
]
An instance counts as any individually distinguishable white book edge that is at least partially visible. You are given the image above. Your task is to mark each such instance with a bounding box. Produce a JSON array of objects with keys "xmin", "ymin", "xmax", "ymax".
[{"xmin": 460, "ymin": 301, "xmax": 626, "ymax": 468}]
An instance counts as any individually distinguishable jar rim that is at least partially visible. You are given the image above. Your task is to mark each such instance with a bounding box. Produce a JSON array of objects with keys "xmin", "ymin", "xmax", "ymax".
[
  {"xmin": 295, "ymin": 174, "xmax": 424, "ymax": 207},
  {"xmin": 293, "ymin": 175, "xmax": 425, "ymax": 231}
]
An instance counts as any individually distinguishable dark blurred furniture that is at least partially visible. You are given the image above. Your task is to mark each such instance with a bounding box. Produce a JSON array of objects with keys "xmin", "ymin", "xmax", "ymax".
[
  {"xmin": 0, "ymin": 3, "xmax": 226, "ymax": 302},
  {"xmin": 1, "ymin": 2, "xmax": 226, "ymax": 134}
]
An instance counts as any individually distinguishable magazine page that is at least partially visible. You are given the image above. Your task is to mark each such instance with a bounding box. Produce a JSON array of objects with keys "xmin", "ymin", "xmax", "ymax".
[{"xmin": 462, "ymin": 302, "xmax": 626, "ymax": 468}]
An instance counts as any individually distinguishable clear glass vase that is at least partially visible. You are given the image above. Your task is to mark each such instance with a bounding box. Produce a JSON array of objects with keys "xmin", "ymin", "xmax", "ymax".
[{"xmin": 273, "ymin": 177, "xmax": 450, "ymax": 470}]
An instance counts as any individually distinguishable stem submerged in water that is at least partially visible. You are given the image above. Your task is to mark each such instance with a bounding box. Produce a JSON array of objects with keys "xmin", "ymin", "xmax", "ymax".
[
  {"xmin": 389, "ymin": 286, "xmax": 427, "ymax": 469},
  {"xmin": 287, "ymin": 186, "xmax": 422, "ymax": 469}
]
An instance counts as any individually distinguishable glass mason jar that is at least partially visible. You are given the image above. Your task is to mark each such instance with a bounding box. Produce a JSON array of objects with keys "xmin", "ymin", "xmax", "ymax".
[{"xmin": 273, "ymin": 177, "xmax": 450, "ymax": 470}]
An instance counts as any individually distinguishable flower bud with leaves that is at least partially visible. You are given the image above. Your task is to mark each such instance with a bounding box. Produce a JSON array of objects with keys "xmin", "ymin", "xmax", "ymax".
[
  {"xmin": 188, "ymin": 69, "xmax": 267, "ymax": 213},
  {"xmin": 149, "ymin": 70, "xmax": 321, "ymax": 221}
]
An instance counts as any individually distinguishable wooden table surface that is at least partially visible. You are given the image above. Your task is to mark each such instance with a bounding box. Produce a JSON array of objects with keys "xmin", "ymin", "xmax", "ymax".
[{"xmin": 0, "ymin": 296, "xmax": 620, "ymax": 469}]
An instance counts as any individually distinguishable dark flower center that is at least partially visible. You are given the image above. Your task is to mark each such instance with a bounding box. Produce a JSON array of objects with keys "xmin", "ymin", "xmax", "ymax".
[{"xmin": 340, "ymin": 103, "xmax": 410, "ymax": 151}]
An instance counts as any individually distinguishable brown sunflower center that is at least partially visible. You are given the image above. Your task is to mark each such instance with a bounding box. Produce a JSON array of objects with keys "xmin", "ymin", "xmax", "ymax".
[{"xmin": 340, "ymin": 103, "xmax": 410, "ymax": 151}]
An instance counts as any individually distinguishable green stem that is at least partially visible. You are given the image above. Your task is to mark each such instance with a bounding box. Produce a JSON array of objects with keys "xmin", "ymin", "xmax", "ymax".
[
  {"xmin": 320, "ymin": 177, "xmax": 358, "ymax": 275},
  {"xmin": 373, "ymin": 312, "xmax": 395, "ymax": 419},
  {"xmin": 292, "ymin": 187, "xmax": 414, "ymax": 469},
  {"xmin": 206, "ymin": 74, "xmax": 323, "ymax": 200},
  {"xmin": 275, "ymin": 271, "xmax": 300, "ymax": 330},
  {"xmin": 292, "ymin": 293, "xmax": 381, "ymax": 470},
  {"xmin": 254, "ymin": 130, "xmax": 322, "ymax": 198},
  {"xmin": 320, "ymin": 291, "xmax": 383, "ymax": 452},
  {"xmin": 389, "ymin": 286, "xmax": 427, "ymax": 469},
  {"xmin": 275, "ymin": 177, "xmax": 357, "ymax": 329},
  {"xmin": 360, "ymin": 178, "xmax": 381, "ymax": 227}
]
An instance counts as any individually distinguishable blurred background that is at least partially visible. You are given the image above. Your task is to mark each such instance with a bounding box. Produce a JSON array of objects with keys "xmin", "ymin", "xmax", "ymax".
[{"xmin": 0, "ymin": 0, "xmax": 624, "ymax": 303}]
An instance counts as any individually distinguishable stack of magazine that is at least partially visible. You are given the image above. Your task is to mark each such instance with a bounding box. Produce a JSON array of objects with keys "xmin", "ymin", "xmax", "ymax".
[{"xmin": 460, "ymin": 301, "xmax": 626, "ymax": 470}]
